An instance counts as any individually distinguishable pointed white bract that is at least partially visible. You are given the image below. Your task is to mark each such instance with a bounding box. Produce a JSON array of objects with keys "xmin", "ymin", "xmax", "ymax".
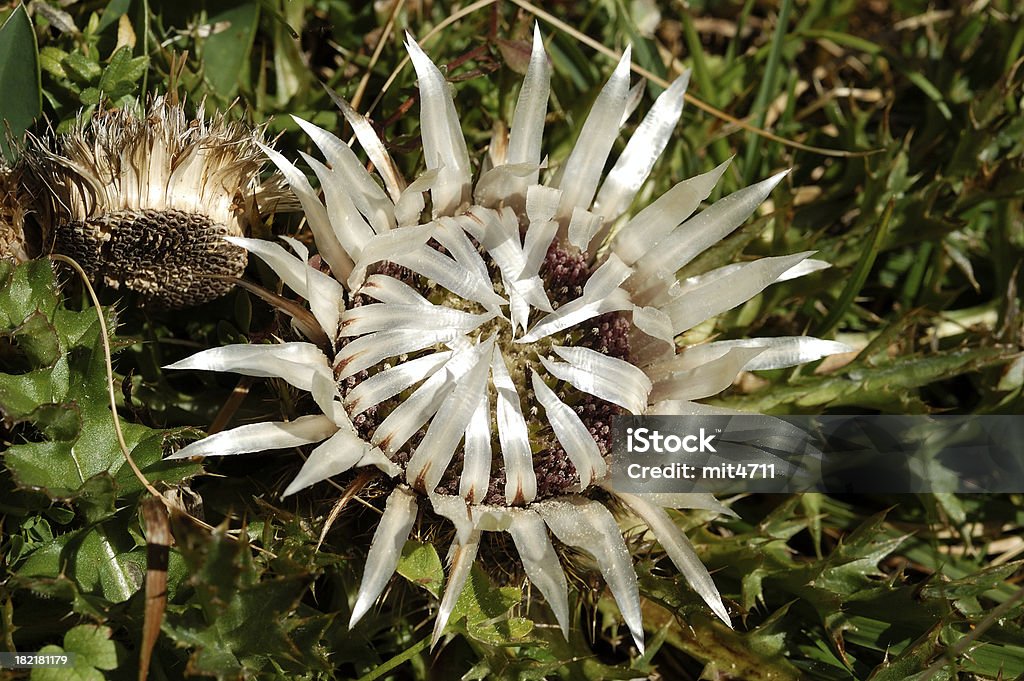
[
  {"xmin": 167, "ymin": 415, "xmax": 338, "ymax": 460},
  {"xmin": 165, "ymin": 26, "xmax": 851, "ymax": 654},
  {"xmin": 283, "ymin": 427, "xmax": 386, "ymax": 497},
  {"xmin": 661, "ymin": 251, "xmax": 816, "ymax": 334},
  {"xmin": 539, "ymin": 498, "xmax": 646, "ymax": 654},
  {"xmin": 226, "ymin": 236, "xmax": 345, "ymax": 338},
  {"xmin": 594, "ymin": 70, "xmax": 691, "ymax": 224},
  {"xmin": 491, "ymin": 346, "xmax": 537, "ymax": 506},
  {"xmin": 350, "ymin": 487, "xmax": 419, "ymax": 627},
  {"xmin": 546, "ymin": 345, "xmax": 652, "ymax": 415},
  {"xmin": 616, "ymin": 492, "xmax": 731, "ymax": 626},
  {"xmin": 165, "ymin": 341, "xmax": 332, "ymax": 392},
  {"xmin": 556, "ymin": 47, "xmax": 633, "ymax": 220},
  {"xmin": 291, "ymin": 115, "xmax": 395, "ymax": 235},
  {"xmin": 507, "ymin": 510, "xmax": 570, "ymax": 637},
  {"xmin": 460, "ymin": 391, "xmax": 493, "ymax": 503},
  {"xmin": 405, "ymin": 338, "xmax": 494, "ymax": 493},
  {"xmin": 629, "ymin": 171, "xmax": 791, "ymax": 304},
  {"xmin": 531, "ymin": 371, "xmax": 605, "ymax": 488},
  {"xmin": 612, "ymin": 158, "xmax": 731, "ymax": 266},
  {"xmin": 406, "ymin": 34, "xmax": 472, "ymax": 216},
  {"xmin": 505, "ymin": 22, "xmax": 551, "ymax": 195},
  {"xmin": 432, "ymin": 530, "xmax": 481, "ymax": 647}
]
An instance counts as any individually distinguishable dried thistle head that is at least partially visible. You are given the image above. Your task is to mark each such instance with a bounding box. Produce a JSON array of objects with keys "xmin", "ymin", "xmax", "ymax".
[
  {"xmin": 25, "ymin": 97, "xmax": 287, "ymax": 308},
  {"xmin": 0, "ymin": 160, "xmax": 30, "ymax": 263}
]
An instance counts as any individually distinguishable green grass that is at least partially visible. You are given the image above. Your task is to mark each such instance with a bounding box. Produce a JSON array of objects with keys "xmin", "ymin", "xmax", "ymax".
[{"xmin": 1, "ymin": 1, "xmax": 1023, "ymax": 679}]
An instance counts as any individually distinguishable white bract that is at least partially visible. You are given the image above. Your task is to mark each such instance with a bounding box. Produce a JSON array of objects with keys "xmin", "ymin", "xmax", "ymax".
[{"xmin": 166, "ymin": 27, "xmax": 850, "ymax": 652}]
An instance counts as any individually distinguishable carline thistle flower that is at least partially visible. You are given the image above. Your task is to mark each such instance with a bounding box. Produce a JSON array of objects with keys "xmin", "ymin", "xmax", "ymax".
[{"xmin": 166, "ymin": 27, "xmax": 850, "ymax": 651}]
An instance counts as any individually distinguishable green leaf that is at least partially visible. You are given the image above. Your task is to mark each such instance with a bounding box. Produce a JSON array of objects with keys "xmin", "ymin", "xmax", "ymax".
[
  {"xmin": 867, "ymin": 623, "xmax": 951, "ymax": 681},
  {"xmin": 638, "ymin": 568, "xmax": 805, "ymax": 681},
  {"xmin": 13, "ymin": 519, "xmax": 143, "ymax": 604},
  {"xmin": 96, "ymin": 0, "xmax": 133, "ymax": 34},
  {"xmin": 919, "ymin": 560, "xmax": 1024, "ymax": 602},
  {"xmin": 163, "ymin": 525, "xmax": 321, "ymax": 677},
  {"xmin": 817, "ymin": 199, "xmax": 894, "ymax": 337},
  {"xmin": 396, "ymin": 540, "xmax": 444, "ymax": 598},
  {"xmin": 0, "ymin": 258, "xmax": 54, "ymax": 325},
  {"xmin": 9, "ymin": 312, "xmax": 61, "ymax": 368},
  {"xmin": 444, "ymin": 565, "xmax": 533, "ymax": 645},
  {"xmin": 30, "ymin": 624, "xmax": 119, "ymax": 681},
  {"xmin": 202, "ymin": 1, "xmax": 260, "ymax": 99},
  {"xmin": 1, "ymin": 260, "xmax": 196, "ymax": 504},
  {"xmin": 716, "ymin": 346, "xmax": 1018, "ymax": 413},
  {"xmin": 61, "ymin": 50, "xmax": 103, "ymax": 86},
  {"xmin": 63, "ymin": 624, "xmax": 119, "ymax": 670},
  {"xmin": 39, "ymin": 45, "xmax": 69, "ymax": 79},
  {"xmin": 0, "ymin": 3, "xmax": 41, "ymax": 161},
  {"xmin": 98, "ymin": 45, "xmax": 147, "ymax": 97},
  {"xmin": 271, "ymin": 0, "xmax": 306, "ymax": 105}
]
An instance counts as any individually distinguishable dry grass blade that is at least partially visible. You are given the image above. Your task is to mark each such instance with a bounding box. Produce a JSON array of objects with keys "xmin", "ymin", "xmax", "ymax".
[
  {"xmin": 139, "ymin": 498, "xmax": 171, "ymax": 681},
  {"xmin": 316, "ymin": 469, "xmax": 378, "ymax": 552},
  {"xmin": 210, "ymin": 274, "xmax": 331, "ymax": 349}
]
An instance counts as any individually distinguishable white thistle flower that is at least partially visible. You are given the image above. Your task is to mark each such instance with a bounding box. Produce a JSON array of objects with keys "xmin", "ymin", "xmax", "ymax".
[
  {"xmin": 25, "ymin": 98, "xmax": 287, "ymax": 307},
  {"xmin": 166, "ymin": 28, "xmax": 850, "ymax": 652}
]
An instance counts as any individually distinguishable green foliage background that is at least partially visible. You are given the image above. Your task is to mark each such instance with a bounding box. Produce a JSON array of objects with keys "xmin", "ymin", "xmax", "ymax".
[{"xmin": 1, "ymin": 0, "xmax": 1024, "ymax": 679}]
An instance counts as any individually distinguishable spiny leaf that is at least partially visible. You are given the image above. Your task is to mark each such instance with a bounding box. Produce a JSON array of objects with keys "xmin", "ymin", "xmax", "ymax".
[
  {"xmin": 1, "ymin": 260, "xmax": 198, "ymax": 505},
  {"xmin": 163, "ymin": 524, "xmax": 325, "ymax": 677}
]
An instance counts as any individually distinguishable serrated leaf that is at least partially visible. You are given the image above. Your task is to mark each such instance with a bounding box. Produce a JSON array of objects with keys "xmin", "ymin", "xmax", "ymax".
[
  {"xmin": 163, "ymin": 524, "xmax": 320, "ymax": 677},
  {"xmin": 811, "ymin": 512, "xmax": 906, "ymax": 595},
  {"xmin": 10, "ymin": 312, "xmax": 61, "ymax": 367},
  {"xmin": 1, "ymin": 260, "xmax": 196, "ymax": 504},
  {"xmin": 28, "ymin": 402, "xmax": 82, "ymax": 441},
  {"xmin": 0, "ymin": 260, "xmax": 58, "ymax": 325},
  {"xmin": 637, "ymin": 565, "xmax": 803, "ymax": 681},
  {"xmin": 867, "ymin": 621, "xmax": 950, "ymax": 681},
  {"xmin": 919, "ymin": 560, "xmax": 1024, "ymax": 602},
  {"xmin": 718, "ymin": 347, "xmax": 1019, "ymax": 413},
  {"xmin": 13, "ymin": 519, "xmax": 142, "ymax": 603}
]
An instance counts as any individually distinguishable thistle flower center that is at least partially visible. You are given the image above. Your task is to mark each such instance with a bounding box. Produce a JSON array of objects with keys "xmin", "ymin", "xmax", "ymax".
[{"xmin": 340, "ymin": 215, "xmax": 631, "ymax": 507}]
